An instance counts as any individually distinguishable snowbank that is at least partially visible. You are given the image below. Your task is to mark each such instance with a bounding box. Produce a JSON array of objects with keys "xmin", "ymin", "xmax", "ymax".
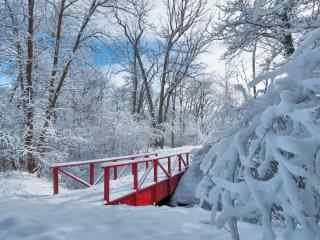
[
  {"xmin": 0, "ymin": 171, "xmax": 59, "ymax": 199},
  {"xmin": 171, "ymin": 144, "xmax": 210, "ymax": 205},
  {"xmin": 0, "ymin": 171, "xmax": 263, "ymax": 240}
]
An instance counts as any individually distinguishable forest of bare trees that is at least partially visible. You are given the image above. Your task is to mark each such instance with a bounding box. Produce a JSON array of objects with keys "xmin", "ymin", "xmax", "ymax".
[
  {"xmin": 0, "ymin": 0, "xmax": 225, "ymax": 173},
  {"xmin": 1, "ymin": 0, "xmax": 319, "ymax": 179}
]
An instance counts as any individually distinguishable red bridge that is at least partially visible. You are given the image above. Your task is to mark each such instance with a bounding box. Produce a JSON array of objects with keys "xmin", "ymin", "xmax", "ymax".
[{"xmin": 50, "ymin": 148, "xmax": 197, "ymax": 206}]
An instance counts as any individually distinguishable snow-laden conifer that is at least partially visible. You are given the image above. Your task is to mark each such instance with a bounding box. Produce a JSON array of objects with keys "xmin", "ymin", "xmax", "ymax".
[{"xmin": 196, "ymin": 29, "xmax": 320, "ymax": 240}]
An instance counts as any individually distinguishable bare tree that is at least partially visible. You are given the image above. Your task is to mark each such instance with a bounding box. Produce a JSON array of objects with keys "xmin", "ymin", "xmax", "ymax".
[
  {"xmin": 25, "ymin": 0, "xmax": 35, "ymax": 172},
  {"xmin": 0, "ymin": 0, "xmax": 215, "ymax": 171},
  {"xmin": 1, "ymin": 0, "xmax": 116, "ymax": 172},
  {"xmin": 158, "ymin": 0, "xmax": 210, "ymax": 125},
  {"xmin": 36, "ymin": 0, "xmax": 114, "ymax": 159},
  {"xmin": 214, "ymin": 0, "xmax": 320, "ymax": 80},
  {"xmin": 113, "ymin": 0, "xmax": 214, "ymax": 147},
  {"xmin": 112, "ymin": 0, "xmax": 155, "ymax": 119}
]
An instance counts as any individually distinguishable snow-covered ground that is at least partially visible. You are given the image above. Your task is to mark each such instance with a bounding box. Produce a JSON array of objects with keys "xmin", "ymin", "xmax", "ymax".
[{"xmin": 0, "ymin": 172, "xmax": 263, "ymax": 240}]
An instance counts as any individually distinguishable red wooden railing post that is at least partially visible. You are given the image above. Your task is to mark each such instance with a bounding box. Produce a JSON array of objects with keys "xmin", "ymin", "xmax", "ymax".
[
  {"xmin": 153, "ymin": 159, "xmax": 159, "ymax": 204},
  {"xmin": 178, "ymin": 155, "xmax": 182, "ymax": 171},
  {"xmin": 132, "ymin": 163, "xmax": 138, "ymax": 190},
  {"xmin": 104, "ymin": 167, "xmax": 110, "ymax": 203},
  {"xmin": 113, "ymin": 166, "xmax": 118, "ymax": 180},
  {"xmin": 89, "ymin": 163, "xmax": 95, "ymax": 185},
  {"xmin": 52, "ymin": 167, "xmax": 59, "ymax": 195},
  {"xmin": 167, "ymin": 157, "xmax": 172, "ymax": 195},
  {"xmin": 144, "ymin": 155, "xmax": 149, "ymax": 169},
  {"xmin": 153, "ymin": 159, "xmax": 158, "ymax": 183},
  {"xmin": 186, "ymin": 153, "xmax": 189, "ymax": 166}
]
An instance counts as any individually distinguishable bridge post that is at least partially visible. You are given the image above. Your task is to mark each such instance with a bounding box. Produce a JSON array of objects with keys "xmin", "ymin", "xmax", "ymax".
[
  {"xmin": 113, "ymin": 166, "xmax": 118, "ymax": 180},
  {"xmin": 186, "ymin": 153, "xmax": 189, "ymax": 166},
  {"xmin": 132, "ymin": 163, "xmax": 138, "ymax": 190},
  {"xmin": 167, "ymin": 157, "xmax": 172, "ymax": 194},
  {"xmin": 178, "ymin": 155, "xmax": 182, "ymax": 171},
  {"xmin": 153, "ymin": 159, "xmax": 158, "ymax": 183},
  {"xmin": 104, "ymin": 167, "xmax": 110, "ymax": 203},
  {"xmin": 144, "ymin": 155, "xmax": 149, "ymax": 169},
  {"xmin": 167, "ymin": 157, "xmax": 171, "ymax": 176},
  {"xmin": 89, "ymin": 163, "xmax": 95, "ymax": 185},
  {"xmin": 153, "ymin": 159, "xmax": 158, "ymax": 204},
  {"xmin": 52, "ymin": 167, "xmax": 59, "ymax": 195}
]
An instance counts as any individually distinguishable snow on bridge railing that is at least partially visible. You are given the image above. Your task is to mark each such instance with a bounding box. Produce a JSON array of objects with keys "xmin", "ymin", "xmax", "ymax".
[
  {"xmin": 50, "ymin": 152, "xmax": 158, "ymax": 195},
  {"xmin": 101, "ymin": 151, "xmax": 192, "ymax": 205}
]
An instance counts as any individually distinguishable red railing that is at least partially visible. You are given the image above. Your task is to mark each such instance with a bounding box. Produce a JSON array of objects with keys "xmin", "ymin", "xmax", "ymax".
[
  {"xmin": 101, "ymin": 151, "xmax": 190, "ymax": 205},
  {"xmin": 50, "ymin": 152, "xmax": 157, "ymax": 194}
]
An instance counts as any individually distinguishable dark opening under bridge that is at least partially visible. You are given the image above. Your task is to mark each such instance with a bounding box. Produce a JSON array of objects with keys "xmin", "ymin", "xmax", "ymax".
[{"xmin": 50, "ymin": 148, "xmax": 198, "ymax": 206}]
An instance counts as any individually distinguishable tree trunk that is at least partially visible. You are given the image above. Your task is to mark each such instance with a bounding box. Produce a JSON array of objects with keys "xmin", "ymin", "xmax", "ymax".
[
  {"xmin": 156, "ymin": 41, "xmax": 172, "ymax": 148},
  {"xmin": 252, "ymin": 42, "xmax": 257, "ymax": 98},
  {"xmin": 229, "ymin": 158, "xmax": 240, "ymax": 240},
  {"xmin": 38, "ymin": 0, "xmax": 99, "ymax": 151},
  {"xmin": 24, "ymin": 0, "xmax": 35, "ymax": 173},
  {"xmin": 131, "ymin": 48, "xmax": 138, "ymax": 114},
  {"xmin": 170, "ymin": 89, "xmax": 177, "ymax": 148},
  {"xmin": 136, "ymin": 51, "xmax": 156, "ymax": 125},
  {"xmin": 281, "ymin": 8, "xmax": 295, "ymax": 57},
  {"xmin": 136, "ymin": 84, "xmax": 145, "ymax": 115},
  {"xmin": 164, "ymin": 94, "xmax": 170, "ymax": 122},
  {"xmin": 158, "ymin": 44, "xmax": 171, "ymax": 125},
  {"xmin": 229, "ymin": 218, "xmax": 240, "ymax": 240}
]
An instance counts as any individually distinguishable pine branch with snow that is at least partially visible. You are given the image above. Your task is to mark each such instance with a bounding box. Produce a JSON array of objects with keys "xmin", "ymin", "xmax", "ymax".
[{"xmin": 196, "ymin": 29, "xmax": 320, "ymax": 240}]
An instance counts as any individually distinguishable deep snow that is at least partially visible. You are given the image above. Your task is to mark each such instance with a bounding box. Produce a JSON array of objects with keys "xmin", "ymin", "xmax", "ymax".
[{"xmin": 0, "ymin": 172, "xmax": 263, "ymax": 240}]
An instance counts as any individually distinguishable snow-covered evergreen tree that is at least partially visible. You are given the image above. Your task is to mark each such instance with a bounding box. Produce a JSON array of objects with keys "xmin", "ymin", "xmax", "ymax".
[{"xmin": 194, "ymin": 29, "xmax": 320, "ymax": 240}]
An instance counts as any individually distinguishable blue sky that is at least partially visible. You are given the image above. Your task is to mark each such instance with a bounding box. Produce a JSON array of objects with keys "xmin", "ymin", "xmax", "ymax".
[
  {"xmin": 0, "ymin": 38, "xmax": 159, "ymax": 82},
  {"xmin": 0, "ymin": 75, "xmax": 7, "ymax": 82},
  {"xmin": 90, "ymin": 40, "xmax": 123, "ymax": 66},
  {"xmin": 0, "ymin": 40, "xmax": 121, "ymax": 84},
  {"xmin": 0, "ymin": 63, "xmax": 11, "ymax": 84},
  {"xmin": 0, "ymin": 38, "xmax": 226, "ymax": 85}
]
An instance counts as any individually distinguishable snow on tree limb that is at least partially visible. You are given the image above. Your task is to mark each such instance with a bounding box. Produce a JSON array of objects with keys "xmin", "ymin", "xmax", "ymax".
[{"xmin": 195, "ymin": 28, "xmax": 320, "ymax": 240}]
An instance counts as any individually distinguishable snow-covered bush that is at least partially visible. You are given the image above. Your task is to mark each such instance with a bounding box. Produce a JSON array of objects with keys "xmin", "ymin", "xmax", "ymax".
[
  {"xmin": 0, "ymin": 95, "xmax": 23, "ymax": 171},
  {"xmin": 195, "ymin": 29, "xmax": 320, "ymax": 240}
]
